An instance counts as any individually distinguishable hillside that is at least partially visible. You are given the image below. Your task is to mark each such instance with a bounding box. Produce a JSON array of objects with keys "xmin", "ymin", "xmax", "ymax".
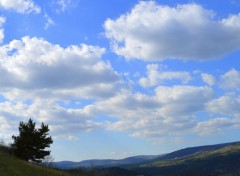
[
  {"xmin": 0, "ymin": 147, "xmax": 73, "ymax": 176},
  {"xmin": 54, "ymin": 141, "xmax": 240, "ymax": 176},
  {"xmin": 0, "ymin": 146, "xmax": 140, "ymax": 176},
  {"xmin": 131, "ymin": 142, "xmax": 240, "ymax": 176},
  {"xmin": 151, "ymin": 141, "xmax": 237, "ymax": 161},
  {"xmin": 2, "ymin": 141, "xmax": 239, "ymax": 176},
  {"xmin": 67, "ymin": 167, "xmax": 141, "ymax": 176}
]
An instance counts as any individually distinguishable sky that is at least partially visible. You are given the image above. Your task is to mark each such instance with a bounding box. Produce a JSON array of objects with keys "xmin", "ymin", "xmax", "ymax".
[{"xmin": 0, "ymin": 0, "xmax": 240, "ymax": 162}]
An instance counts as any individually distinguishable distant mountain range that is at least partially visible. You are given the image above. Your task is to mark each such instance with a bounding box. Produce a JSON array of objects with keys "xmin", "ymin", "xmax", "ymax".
[
  {"xmin": 56, "ymin": 141, "xmax": 240, "ymax": 176},
  {"xmin": 54, "ymin": 155, "xmax": 161, "ymax": 169}
]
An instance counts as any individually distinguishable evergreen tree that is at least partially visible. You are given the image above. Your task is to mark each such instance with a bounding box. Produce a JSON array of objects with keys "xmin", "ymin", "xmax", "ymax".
[{"xmin": 11, "ymin": 119, "xmax": 53, "ymax": 163}]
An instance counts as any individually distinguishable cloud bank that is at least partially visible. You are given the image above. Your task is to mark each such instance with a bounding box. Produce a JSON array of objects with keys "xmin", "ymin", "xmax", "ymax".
[{"xmin": 81, "ymin": 86, "xmax": 215, "ymax": 141}]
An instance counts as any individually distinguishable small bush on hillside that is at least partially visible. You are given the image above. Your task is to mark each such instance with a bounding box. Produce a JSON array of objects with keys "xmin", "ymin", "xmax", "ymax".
[
  {"xmin": 42, "ymin": 155, "xmax": 55, "ymax": 168},
  {"xmin": 0, "ymin": 139, "xmax": 12, "ymax": 154}
]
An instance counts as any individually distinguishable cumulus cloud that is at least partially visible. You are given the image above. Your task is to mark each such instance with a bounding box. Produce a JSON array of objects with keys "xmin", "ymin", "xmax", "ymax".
[
  {"xmin": 0, "ymin": 100, "xmax": 101, "ymax": 140},
  {"xmin": 201, "ymin": 73, "xmax": 216, "ymax": 86},
  {"xmin": 105, "ymin": 1, "xmax": 240, "ymax": 61},
  {"xmin": 83, "ymin": 86, "xmax": 214, "ymax": 141},
  {"xmin": 139, "ymin": 64, "xmax": 191, "ymax": 87},
  {"xmin": 221, "ymin": 69, "xmax": 240, "ymax": 90},
  {"xmin": 207, "ymin": 95, "xmax": 240, "ymax": 117},
  {"xmin": 195, "ymin": 118, "xmax": 240, "ymax": 135},
  {"xmin": 0, "ymin": 36, "xmax": 120, "ymax": 100},
  {"xmin": 0, "ymin": 0, "xmax": 41, "ymax": 14}
]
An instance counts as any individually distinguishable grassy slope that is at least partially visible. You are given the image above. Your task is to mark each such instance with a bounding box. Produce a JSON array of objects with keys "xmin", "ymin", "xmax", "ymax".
[
  {"xmin": 0, "ymin": 149, "xmax": 73, "ymax": 176},
  {"xmin": 0, "ymin": 147, "xmax": 137, "ymax": 176},
  {"xmin": 67, "ymin": 167, "xmax": 142, "ymax": 176},
  {"xmin": 132, "ymin": 143, "xmax": 240, "ymax": 176}
]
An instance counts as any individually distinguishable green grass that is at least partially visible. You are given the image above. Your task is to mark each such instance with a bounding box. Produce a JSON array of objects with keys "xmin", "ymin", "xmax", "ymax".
[
  {"xmin": 0, "ymin": 146, "xmax": 134, "ymax": 176},
  {"xmin": 0, "ymin": 149, "xmax": 73, "ymax": 176}
]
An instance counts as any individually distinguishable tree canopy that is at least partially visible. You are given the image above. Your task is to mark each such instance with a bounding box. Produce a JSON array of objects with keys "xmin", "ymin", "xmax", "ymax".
[{"xmin": 11, "ymin": 119, "xmax": 53, "ymax": 163}]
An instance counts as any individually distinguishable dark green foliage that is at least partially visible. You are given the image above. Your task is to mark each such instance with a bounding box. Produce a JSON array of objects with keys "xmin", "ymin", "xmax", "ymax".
[{"xmin": 11, "ymin": 119, "xmax": 53, "ymax": 163}]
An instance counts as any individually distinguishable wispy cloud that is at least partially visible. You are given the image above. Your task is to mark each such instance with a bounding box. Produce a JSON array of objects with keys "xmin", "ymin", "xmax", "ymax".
[
  {"xmin": 53, "ymin": 0, "xmax": 79, "ymax": 13},
  {"xmin": 44, "ymin": 13, "xmax": 55, "ymax": 30}
]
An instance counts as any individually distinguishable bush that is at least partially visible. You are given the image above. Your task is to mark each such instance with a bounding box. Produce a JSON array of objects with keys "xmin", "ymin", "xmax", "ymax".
[{"xmin": 0, "ymin": 139, "xmax": 12, "ymax": 154}]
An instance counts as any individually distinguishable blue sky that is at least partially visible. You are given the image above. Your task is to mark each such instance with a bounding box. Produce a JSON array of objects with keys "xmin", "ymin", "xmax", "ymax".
[{"xmin": 0, "ymin": 0, "xmax": 240, "ymax": 162}]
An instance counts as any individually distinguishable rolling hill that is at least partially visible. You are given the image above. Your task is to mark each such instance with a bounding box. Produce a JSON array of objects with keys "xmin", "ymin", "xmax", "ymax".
[
  {"xmin": 149, "ymin": 141, "xmax": 238, "ymax": 161},
  {"xmin": 0, "ymin": 146, "xmax": 140, "ymax": 176},
  {"xmin": 1, "ymin": 141, "xmax": 240, "ymax": 176},
  {"xmin": 56, "ymin": 141, "xmax": 240, "ymax": 176},
  {"xmin": 130, "ymin": 142, "xmax": 240, "ymax": 176},
  {"xmin": 0, "ymin": 146, "xmax": 73, "ymax": 176}
]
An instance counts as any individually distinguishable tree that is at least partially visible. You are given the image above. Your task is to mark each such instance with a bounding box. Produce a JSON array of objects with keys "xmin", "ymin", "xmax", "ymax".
[{"xmin": 11, "ymin": 119, "xmax": 53, "ymax": 163}]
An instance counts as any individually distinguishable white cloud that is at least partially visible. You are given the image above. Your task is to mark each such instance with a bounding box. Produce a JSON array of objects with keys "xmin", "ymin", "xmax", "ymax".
[
  {"xmin": 0, "ymin": 37, "xmax": 120, "ymax": 139},
  {"xmin": 84, "ymin": 86, "xmax": 214, "ymax": 141},
  {"xmin": 0, "ymin": 16, "xmax": 5, "ymax": 43},
  {"xmin": 195, "ymin": 118, "xmax": 240, "ymax": 135},
  {"xmin": 44, "ymin": 13, "xmax": 55, "ymax": 30},
  {"xmin": 57, "ymin": 0, "xmax": 71, "ymax": 12},
  {"xmin": 139, "ymin": 64, "xmax": 191, "ymax": 87},
  {"xmin": 204, "ymin": 94, "xmax": 240, "ymax": 134},
  {"xmin": 207, "ymin": 95, "xmax": 240, "ymax": 117},
  {"xmin": 155, "ymin": 86, "xmax": 213, "ymax": 117},
  {"xmin": 221, "ymin": 69, "xmax": 240, "ymax": 90},
  {"xmin": 201, "ymin": 73, "xmax": 216, "ymax": 86},
  {"xmin": 0, "ymin": 36, "xmax": 120, "ymax": 100},
  {"xmin": 0, "ymin": 0, "xmax": 41, "ymax": 14},
  {"xmin": 54, "ymin": 0, "xmax": 78, "ymax": 13},
  {"xmin": 105, "ymin": 1, "xmax": 240, "ymax": 61},
  {"xmin": 0, "ymin": 100, "xmax": 101, "ymax": 140}
]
